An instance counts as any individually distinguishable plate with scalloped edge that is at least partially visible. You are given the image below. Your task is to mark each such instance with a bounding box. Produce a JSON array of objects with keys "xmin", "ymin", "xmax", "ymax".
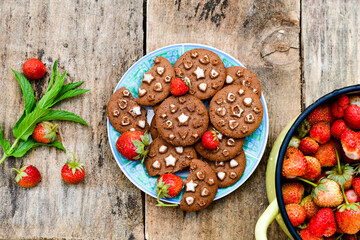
[{"xmin": 107, "ymin": 43, "xmax": 269, "ymax": 204}]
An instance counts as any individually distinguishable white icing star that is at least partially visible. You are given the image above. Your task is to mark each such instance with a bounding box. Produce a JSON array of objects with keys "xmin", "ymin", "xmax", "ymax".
[
  {"xmin": 230, "ymin": 159, "xmax": 238, "ymax": 168},
  {"xmin": 152, "ymin": 160, "xmax": 161, "ymax": 169},
  {"xmin": 217, "ymin": 172, "xmax": 226, "ymax": 180},
  {"xmin": 177, "ymin": 113, "xmax": 189, "ymax": 124},
  {"xmin": 226, "ymin": 75, "xmax": 234, "ymax": 84},
  {"xmin": 185, "ymin": 180, "xmax": 198, "ymax": 192},
  {"xmin": 175, "ymin": 147, "xmax": 183, "ymax": 154},
  {"xmin": 143, "ymin": 73, "xmax": 154, "ymax": 84},
  {"xmin": 165, "ymin": 154, "xmax": 177, "ymax": 167},
  {"xmin": 137, "ymin": 120, "xmax": 145, "ymax": 128},
  {"xmin": 194, "ymin": 66, "xmax": 205, "ymax": 79},
  {"xmin": 159, "ymin": 145, "xmax": 167, "ymax": 153},
  {"xmin": 198, "ymin": 83, "xmax": 207, "ymax": 92}
]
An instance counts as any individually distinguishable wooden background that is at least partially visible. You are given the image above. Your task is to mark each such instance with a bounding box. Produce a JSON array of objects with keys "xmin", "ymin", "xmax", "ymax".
[{"xmin": 0, "ymin": 0, "xmax": 358, "ymax": 239}]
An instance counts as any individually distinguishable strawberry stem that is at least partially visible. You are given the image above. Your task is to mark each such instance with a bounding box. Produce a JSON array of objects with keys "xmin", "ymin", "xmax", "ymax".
[
  {"xmin": 336, "ymin": 234, "xmax": 344, "ymax": 240},
  {"xmin": 334, "ymin": 145, "xmax": 342, "ymax": 174},
  {"xmin": 11, "ymin": 168, "xmax": 21, "ymax": 174},
  {"xmin": 156, "ymin": 189, "xmax": 177, "ymax": 207},
  {"xmin": 51, "ymin": 124, "xmax": 58, "ymax": 131},
  {"xmin": 340, "ymin": 184, "xmax": 349, "ymax": 205},
  {"xmin": 296, "ymin": 176, "xmax": 318, "ymax": 187}
]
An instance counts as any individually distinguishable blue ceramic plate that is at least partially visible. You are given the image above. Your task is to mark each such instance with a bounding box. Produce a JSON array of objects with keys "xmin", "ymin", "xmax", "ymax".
[{"xmin": 107, "ymin": 43, "xmax": 269, "ymax": 204}]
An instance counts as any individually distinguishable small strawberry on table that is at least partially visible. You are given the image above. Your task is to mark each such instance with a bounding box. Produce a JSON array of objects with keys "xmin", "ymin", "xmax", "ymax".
[
  {"xmin": 32, "ymin": 121, "xmax": 58, "ymax": 143},
  {"xmin": 12, "ymin": 165, "xmax": 41, "ymax": 188},
  {"xmin": 23, "ymin": 58, "xmax": 46, "ymax": 81}
]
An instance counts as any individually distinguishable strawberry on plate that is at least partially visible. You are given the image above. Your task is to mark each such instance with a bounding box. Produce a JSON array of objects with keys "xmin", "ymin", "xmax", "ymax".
[
  {"xmin": 116, "ymin": 131, "xmax": 150, "ymax": 162},
  {"xmin": 156, "ymin": 173, "xmax": 183, "ymax": 207},
  {"xmin": 170, "ymin": 77, "xmax": 191, "ymax": 96},
  {"xmin": 23, "ymin": 58, "xmax": 46, "ymax": 80},
  {"xmin": 61, "ymin": 153, "xmax": 85, "ymax": 184},
  {"xmin": 32, "ymin": 121, "xmax": 58, "ymax": 144},
  {"xmin": 12, "ymin": 165, "xmax": 41, "ymax": 188},
  {"xmin": 201, "ymin": 129, "xmax": 218, "ymax": 150}
]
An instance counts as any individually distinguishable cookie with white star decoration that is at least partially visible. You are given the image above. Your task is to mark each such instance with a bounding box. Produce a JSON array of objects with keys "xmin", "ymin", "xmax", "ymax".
[
  {"xmin": 174, "ymin": 48, "xmax": 226, "ymax": 100},
  {"xmin": 206, "ymin": 149, "xmax": 246, "ymax": 188},
  {"xmin": 225, "ymin": 66, "xmax": 262, "ymax": 97},
  {"xmin": 107, "ymin": 87, "xmax": 150, "ymax": 133},
  {"xmin": 195, "ymin": 125, "xmax": 245, "ymax": 162},
  {"xmin": 209, "ymin": 85, "xmax": 263, "ymax": 138},
  {"xmin": 180, "ymin": 159, "xmax": 219, "ymax": 211},
  {"xmin": 155, "ymin": 94, "xmax": 209, "ymax": 146},
  {"xmin": 136, "ymin": 56, "xmax": 175, "ymax": 106},
  {"xmin": 144, "ymin": 137, "xmax": 197, "ymax": 177}
]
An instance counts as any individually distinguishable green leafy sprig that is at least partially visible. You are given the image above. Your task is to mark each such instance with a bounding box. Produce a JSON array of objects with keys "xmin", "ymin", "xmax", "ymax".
[{"xmin": 0, "ymin": 60, "xmax": 90, "ymax": 165}]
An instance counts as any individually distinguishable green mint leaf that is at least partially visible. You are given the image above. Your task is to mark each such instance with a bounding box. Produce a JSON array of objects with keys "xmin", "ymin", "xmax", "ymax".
[
  {"xmin": 36, "ymin": 70, "xmax": 66, "ymax": 110},
  {"xmin": 13, "ymin": 108, "xmax": 50, "ymax": 141},
  {"xmin": 11, "ymin": 69, "xmax": 36, "ymax": 115},
  {"xmin": 38, "ymin": 110, "xmax": 88, "ymax": 126},
  {"xmin": 52, "ymin": 88, "xmax": 90, "ymax": 106},
  {"xmin": 57, "ymin": 81, "xmax": 85, "ymax": 96},
  {"xmin": 0, "ymin": 125, "xmax": 11, "ymax": 152},
  {"xmin": 14, "ymin": 111, "xmax": 26, "ymax": 130},
  {"xmin": 46, "ymin": 60, "xmax": 57, "ymax": 93},
  {"xmin": 10, "ymin": 139, "xmax": 66, "ymax": 158}
]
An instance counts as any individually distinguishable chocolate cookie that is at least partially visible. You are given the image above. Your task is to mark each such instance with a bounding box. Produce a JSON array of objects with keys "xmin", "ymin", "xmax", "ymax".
[
  {"xmin": 195, "ymin": 126, "xmax": 245, "ymax": 162},
  {"xmin": 174, "ymin": 49, "xmax": 226, "ymax": 100},
  {"xmin": 136, "ymin": 56, "xmax": 175, "ymax": 106},
  {"xmin": 206, "ymin": 149, "xmax": 246, "ymax": 188},
  {"xmin": 180, "ymin": 159, "xmax": 218, "ymax": 211},
  {"xmin": 155, "ymin": 94, "xmax": 209, "ymax": 146},
  {"xmin": 144, "ymin": 137, "xmax": 197, "ymax": 177},
  {"xmin": 107, "ymin": 87, "xmax": 150, "ymax": 133},
  {"xmin": 149, "ymin": 117, "xmax": 158, "ymax": 139},
  {"xmin": 225, "ymin": 66, "xmax": 262, "ymax": 97},
  {"xmin": 209, "ymin": 85, "xmax": 263, "ymax": 138}
]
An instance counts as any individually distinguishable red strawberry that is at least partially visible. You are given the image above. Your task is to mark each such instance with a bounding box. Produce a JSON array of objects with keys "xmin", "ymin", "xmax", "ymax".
[
  {"xmin": 282, "ymin": 147, "xmax": 308, "ymax": 179},
  {"xmin": 61, "ymin": 153, "xmax": 85, "ymax": 184},
  {"xmin": 301, "ymin": 195, "xmax": 320, "ymax": 219},
  {"xmin": 201, "ymin": 129, "xmax": 218, "ymax": 150},
  {"xmin": 352, "ymin": 177, "xmax": 360, "ymax": 197},
  {"xmin": 12, "ymin": 165, "xmax": 41, "ymax": 188},
  {"xmin": 32, "ymin": 121, "xmax": 58, "ymax": 144},
  {"xmin": 308, "ymin": 208, "xmax": 337, "ymax": 237},
  {"xmin": 344, "ymin": 104, "xmax": 360, "ymax": 130},
  {"xmin": 310, "ymin": 122, "xmax": 331, "ymax": 144},
  {"xmin": 302, "ymin": 156, "xmax": 322, "ymax": 180},
  {"xmin": 299, "ymin": 227, "xmax": 324, "ymax": 240},
  {"xmin": 23, "ymin": 58, "xmax": 46, "ymax": 80},
  {"xmin": 308, "ymin": 104, "xmax": 334, "ymax": 126},
  {"xmin": 332, "ymin": 95, "xmax": 350, "ymax": 119},
  {"xmin": 314, "ymin": 140, "xmax": 340, "ymax": 167},
  {"xmin": 116, "ymin": 131, "xmax": 150, "ymax": 162},
  {"xmin": 331, "ymin": 119, "xmax": 347, "ymax": 140},
  {"xmin": 345, "ymin": 190, "xmax": 359, "ymax": 203},
  {"xmin": 282, "ymin": 181, "xmax": 305, "ymax": 205},
  {"xmin": 336, "ymin": 203, "xmax": 360, "ymax": 234},
  {"xmin": 156, "ymin": 174, "xmax": 183, "ymax": 207},
  {"xmin": 341, "ymin": 129, "xmax": 360, "ymax": 161},
  {"xmin": 285, "ymin": 203, "xmax": 306, "ymax": 227},
  {"xmin": 308, "ymin": 178, "xmax": 343, "ymax": 208},
  {"xmin": 299, "ymin": 137, "xmax": 319, "ymax": 156},
  {"xmin": 170, "ymin": 77, "xmax": 191, "ymax": 96}
]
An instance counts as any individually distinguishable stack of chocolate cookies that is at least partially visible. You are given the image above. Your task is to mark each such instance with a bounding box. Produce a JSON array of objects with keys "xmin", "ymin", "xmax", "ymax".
[{"xmin": 107, "ymin": 49, "xmax": 264, "ymax": 211}]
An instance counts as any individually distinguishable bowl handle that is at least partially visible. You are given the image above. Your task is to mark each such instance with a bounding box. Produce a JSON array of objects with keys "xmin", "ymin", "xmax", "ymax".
[{"xmin": 255, "ymin": 199, "xmax": 279, "ymax": 240}]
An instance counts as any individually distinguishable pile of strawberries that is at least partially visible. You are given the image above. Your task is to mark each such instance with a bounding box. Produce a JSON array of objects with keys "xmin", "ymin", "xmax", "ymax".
[{"xmin": 281, "ymin": 94, "xmax": 360, "ymax": 239}]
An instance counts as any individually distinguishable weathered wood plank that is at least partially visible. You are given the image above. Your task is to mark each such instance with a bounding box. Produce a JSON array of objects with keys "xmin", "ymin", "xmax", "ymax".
[
  {"xmin": 0, "ymin": 1, "xmax": 144, "ymax": 239},
  {"xmin": 145, "ymin": 1, "xmax": 300, "ymax": 239},
  {"xmin": 302, "ymin": 0, "xmax": 360, "ymax": 106}
]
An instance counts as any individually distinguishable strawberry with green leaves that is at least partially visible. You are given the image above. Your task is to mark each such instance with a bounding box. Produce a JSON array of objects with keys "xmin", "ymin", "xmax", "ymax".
[
  {"xmin": 170, "ymin": 77, "xmax": 191, "ymax": 96},
  {"xmin": 12, "ymin": 165, "xmax": 41, "ymax": 188},
  {"xmin": 155, "ymin": 174, "xmax": 183, "ymax": 207},
  {"xmin": 336, "ymin": 185, "xmax": 360, "ymax": 234},
  {"xmin": 116, "ymin": 131, "xmax": 150, "ymax": 162},
  {"xmin": 201, "ymin": 129, "xmax": 218, "ymax": 150},
  {"xmin": 61, "ymin": 153, "xmax": 85, "ymax": 184},
  {"xmin": 32, "ymin": 121, "xmax": 58, "ymax": 144}
]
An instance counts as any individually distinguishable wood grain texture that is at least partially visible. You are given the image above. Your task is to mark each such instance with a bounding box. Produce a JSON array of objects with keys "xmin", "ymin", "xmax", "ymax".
[
  {"xmin": 0, "ymin": 1, "xmax": 144, "ymax": 239},
  {"xmin": 145, "ymin": 1, "xmax": 300, "ymax": 239},
  {"xmin": 302, "ymin": 0, "xmax": 360, "ymax": 106}
]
